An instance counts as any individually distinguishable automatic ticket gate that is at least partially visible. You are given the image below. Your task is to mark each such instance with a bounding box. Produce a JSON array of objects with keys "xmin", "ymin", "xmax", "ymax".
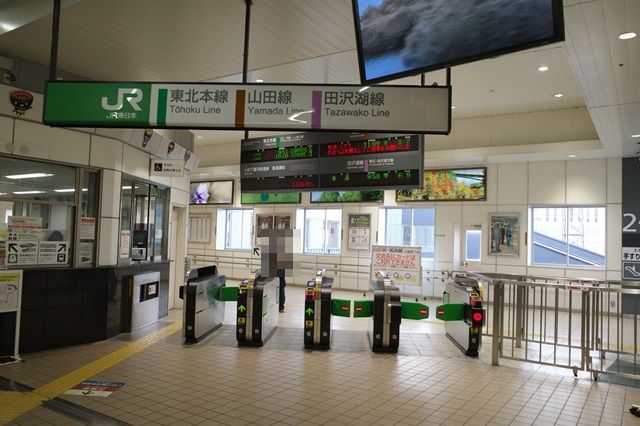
[
  {"xmin": 435, "ymin": 276, "xmax": 485, "ymax": 357},
  {"xmin": 352, "ymin": 273, "xmax": 430, "ymax": 353},
  {"xmin": 179, "ymin": 266, "xmax": 226, "ymax": 343},
  {"xmin": 235, "ymin": 271, "xmax": 280, "ymax": 347},
  {"xmin": 303, "ymin": 269, "xmax": 351, "ymax": 350}
]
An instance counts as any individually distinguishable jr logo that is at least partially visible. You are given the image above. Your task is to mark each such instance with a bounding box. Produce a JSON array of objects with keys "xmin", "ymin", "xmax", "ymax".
[{"xmin": 101, "ymin": 88, "xmax": 143, "ymax": 111}]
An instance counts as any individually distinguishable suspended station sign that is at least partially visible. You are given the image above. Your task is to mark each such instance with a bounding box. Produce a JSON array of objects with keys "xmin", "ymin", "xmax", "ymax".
[
  {"xmin": 240, "ymin": 132, "xmax": 423, "ymax": 192},
  {"xmin": 43, "ymin": 81, "xmax": 451, "ymax": 134}
]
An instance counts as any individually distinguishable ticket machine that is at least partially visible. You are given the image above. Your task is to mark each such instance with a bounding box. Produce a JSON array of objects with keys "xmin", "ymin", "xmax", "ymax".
[
  {"xmin": 303, "ymin": 269, "xmax": 351, "ymax": 350},
  {"xmin": 436, "ymin": 276, "xmax": 485, "ymax": 357},
  {"xmin": 235, "ymin": 271, "xmax": 280, "ymax": 347}
]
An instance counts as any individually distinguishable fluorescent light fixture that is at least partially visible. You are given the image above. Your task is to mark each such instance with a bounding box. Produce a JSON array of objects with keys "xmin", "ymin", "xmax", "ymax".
[
  {"xmin": 358, "ymin": 86, "xmax": 370, "ymax": 92},
  {"xmin": 13, "ymin": 190, "xmax": 45, "ymax": 194},
  {"xmin": 121, "ymin": 186, "xmax": 132, "ymax": 190},
  {"xmin": 451, "ymin": 106, "xmax": 456, "ymax": 109},
  {"xmin": 568, "ymin": 154, "xmax": 576, "ymax": 158},
  {"xmin": 554, "ymin": 93, "xmax": 564, "ymax": 98},
  {"xmin": 0, "ymin": 193, "xmax": 6, "ymax": 196},
  {"xmin": 54, "ymin": 188, "xmax": 88, "ymax": 193},
  {"xmin": 619, "ymin": 32, "xmax": 637, "ymax": 40},
  {"xmin": 5, "ymin": 173, "xmax": 54, "ymax": 179},
  {"xmin": 255, "ymin": 79, "xmax": 264, "ymax": 83},
  {"xmin": 538, "ymin": 66, "xmax": 549, "ymax": 72},
  {"xmin": 197, "ymin": 136, "xmax": 203, "ymax": 139},
  {"xmin": 632, "ymin": 134, "xmax": 640, "ymax": 138}
]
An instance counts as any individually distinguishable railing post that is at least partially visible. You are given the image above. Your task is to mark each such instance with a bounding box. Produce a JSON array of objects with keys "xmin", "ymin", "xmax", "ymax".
[
  {"xmin": 515, "ymin": 284, "xmax": 524, "ymax": 348},
  {"xmin": 492, "ymin": 279, "xmax": 503, "ymax": 366}
]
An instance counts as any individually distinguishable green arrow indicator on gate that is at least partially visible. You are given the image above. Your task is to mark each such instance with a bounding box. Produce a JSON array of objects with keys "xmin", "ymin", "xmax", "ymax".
[
  {"xmin": 238, "ymin": 305, "xmax": 246, "ymax": 313},
  {"xmin": 305, "ymin": 307, "xmax": 314, "ymax": 316}
]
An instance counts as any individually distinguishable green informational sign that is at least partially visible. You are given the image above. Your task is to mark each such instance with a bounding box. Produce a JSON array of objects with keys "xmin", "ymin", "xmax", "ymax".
[
  {"xmin": 45, "ymin": 82, "xmax": 152, "ymax": 127},
  {"xmin": 348, "ymin": 214, "xmax": 371, "ymax": 228}
]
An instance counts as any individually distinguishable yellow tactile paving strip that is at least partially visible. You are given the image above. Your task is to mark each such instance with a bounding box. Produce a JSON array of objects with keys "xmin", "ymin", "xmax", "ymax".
[{"xmin": 0, "ymin": 321, "xmax": 181, "ymax": 425}]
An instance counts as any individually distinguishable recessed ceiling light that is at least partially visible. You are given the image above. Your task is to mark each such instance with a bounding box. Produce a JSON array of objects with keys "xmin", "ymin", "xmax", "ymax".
[
  {"xmin": 632, "ymin": 134, "xmax": 640, "ymax": 138},
  {"xmin": 554, "ymin": 93, "xmax": 564, "ymax": 98},
  {"xmin": 538, "ymin": 66, "xmax": 549, "ymax": 72},
  {"xmin": 5, "ymin": 173, "xmax": 54, "ymax": 179},
  {"xmin": 255, "ymin": 79, "xmax": 264, "ymax": 83},
  {"xmin": 568, "ymin": 154, "xmax": 576, "ymax": 158},
  {"xmin": 619, "ymin": 32, "xmax": 637, "ymax": 40},
  {"xmin": 13, "ymin": 191, "xmax": 45, "ymax": 195},
  {"xmin": 197, "ymin": 136, "xmax": 203, "ymax": 139}
]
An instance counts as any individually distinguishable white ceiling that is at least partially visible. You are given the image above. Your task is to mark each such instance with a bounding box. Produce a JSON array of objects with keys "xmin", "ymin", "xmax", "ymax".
[{"xmin": 0, "ymin": 0, "xmax": 636, "ymax": 159}]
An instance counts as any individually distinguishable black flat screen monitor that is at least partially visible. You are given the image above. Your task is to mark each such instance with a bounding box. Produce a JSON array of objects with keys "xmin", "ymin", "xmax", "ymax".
[{"xmin": 352, "ymin": 0, "xmax": 564, "ymax": 84}]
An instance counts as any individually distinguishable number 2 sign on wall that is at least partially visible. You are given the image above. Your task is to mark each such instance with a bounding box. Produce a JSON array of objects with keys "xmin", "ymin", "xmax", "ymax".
[{"xmin": 622, "ymin": 158, "xmax": 640, "ymax": 280}]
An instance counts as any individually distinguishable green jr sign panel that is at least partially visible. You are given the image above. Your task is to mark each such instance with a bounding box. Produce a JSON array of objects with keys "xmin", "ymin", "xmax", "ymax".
[{"xmin": 45, "ymin": 82, "xmax": 152, "ymax": 127}]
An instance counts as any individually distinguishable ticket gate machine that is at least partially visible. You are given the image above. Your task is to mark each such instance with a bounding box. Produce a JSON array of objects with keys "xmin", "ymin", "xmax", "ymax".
[
  {"xmin": 235, "ymin": 271, "xmax": 280, "ymax": 347},
  {"xmin": 435, "ymin": 276, "xmax": 485, "ymax": 357},
  {"xmin": 353, "ymin": 273, "xmax": 430, "ymax": 353},
  {"xmin": 303, "ymin": 269, "xmax": 351, "ymax": 350},
  {"xmin": 179, "ymin": 266, "xmax": 226, "ymax": 343}
]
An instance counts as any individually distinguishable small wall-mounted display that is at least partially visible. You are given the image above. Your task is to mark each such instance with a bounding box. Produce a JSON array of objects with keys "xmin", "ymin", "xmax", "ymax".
[
  {"xmin": 311, "ymin": 191, "xmax": 384, "ymax": 203},
  {"xmin": 396, "ymin": 168, "xmax": 486, "ymax": 202},
  {"xmin": 189, "ymin": 180, "xmax": 234, "ymax": 205},
  {"xmin": 240, "ymin": 192, "xmax": 301, "ymax": 204}
]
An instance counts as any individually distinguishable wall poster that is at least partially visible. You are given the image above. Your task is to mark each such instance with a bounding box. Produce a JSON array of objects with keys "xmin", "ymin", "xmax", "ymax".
[
  {"xmin": 348, "ymin": 214, "xmax": 371, "ymax": 250},
  {"xmin": 488, "ymin": 213, "xmax": 520, "ymax": 257}
]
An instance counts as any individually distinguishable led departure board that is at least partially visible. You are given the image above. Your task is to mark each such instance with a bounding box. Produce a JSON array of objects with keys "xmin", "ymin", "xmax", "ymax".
[{"xmin": 240, "ymin": 132, "xmax": 424, "ymax": 192}]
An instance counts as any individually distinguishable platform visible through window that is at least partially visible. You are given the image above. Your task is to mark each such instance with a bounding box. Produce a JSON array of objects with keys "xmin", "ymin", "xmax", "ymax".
[
  {"xmin": 299, "ymin": 209, "xmax": 341, "ymax": 255},
  {"xmin": 531, "ymin": 206, "xmax": 606, "ymax": 267}
]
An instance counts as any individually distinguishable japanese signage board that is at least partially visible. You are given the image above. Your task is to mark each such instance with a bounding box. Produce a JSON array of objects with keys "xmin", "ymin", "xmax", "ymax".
[
  {"xmin": 43, "ymin": 82, "xmax": 451, "ymax": 134},
  {"xmin": 37, "ymin": 241, "xmax": 69, "ymax": 265},
  {"xmin": 348, "ymin": 214, "xmax": 371, "ymax": 250},
  {"xmin": 370, "ymin": 245, "xmax": 421, "ymax": 286},
  {"xmin": 150, "ymin": 159, "xmax": 184, "ymax": 177},
  {"xmin": 241, "ymin": 132, "xmax": 423, "ymax": 192},
  {"xmin": 64, "ymin": 380, "xmax": 125, "ymax": 397},
  {"xmin": 623, "ymin": 158, "xmax": 640, "ymax": 280},
  {"xmin": 5, "ymin": 241, "xmax": 38, "ymax": 265},
  {"xmin": 78, "ymin": 217, "xmax": 96, "ymax": 240},
  {"xmin": 7, "ymin": 216, "xmax": 42, "ymax": 240}
]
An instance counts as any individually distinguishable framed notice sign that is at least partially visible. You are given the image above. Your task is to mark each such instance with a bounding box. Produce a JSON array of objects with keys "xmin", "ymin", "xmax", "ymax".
[
  {"xmin": 370, "ymin": 245, "xmax": 421, "ymax": 286},
  {"xmin": 347, "ymin": 214, "xmax": 371, "ymax": 250}
]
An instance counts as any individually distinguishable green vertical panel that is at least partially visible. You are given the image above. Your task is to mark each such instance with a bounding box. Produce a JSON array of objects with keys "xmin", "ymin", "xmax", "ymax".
[
  {"xmin": 353, "ymin": 300, "xmax": 373, "ymax": 318},
  {"xmin": 156, "ymin": 89, "xmax": 168, "ymax": 126},
  {"xmin": 401, "ymin": 302, "xmax": 429, "ymax": 320},
  {"xmin": 331, "ymin": 299, "xmax": 351, "ymax": 317},
  {"xmin": 44, "ymin": 82, "xmax": 152, "ymax": 127}
]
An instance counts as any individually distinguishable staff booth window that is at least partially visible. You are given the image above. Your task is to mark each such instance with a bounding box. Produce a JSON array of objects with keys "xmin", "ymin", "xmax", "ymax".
[
  {"xmin": 0, "ymin": 155, "xmax": 100, "ymax": 268},
  {"xmin": 119, "ymin": 177, "xmax": 169, "ymax": 263}
]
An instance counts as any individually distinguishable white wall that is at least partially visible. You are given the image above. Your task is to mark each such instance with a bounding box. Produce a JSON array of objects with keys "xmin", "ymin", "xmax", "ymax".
[{"xmin": 187, "ymin": 158, "xmax": 623, "ymax": 296}]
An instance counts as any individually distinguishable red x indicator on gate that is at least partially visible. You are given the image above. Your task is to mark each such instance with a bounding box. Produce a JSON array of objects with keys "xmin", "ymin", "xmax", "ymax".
[
  {"xmin": 342, "ymin": 305, "xmax": 348, "ymax": 312},
  {"xmin": 420, "ymin": 308, "xmax": 427, "ymax": 316},
  {"xmin": 355, "ymin": 306, "xmax": 362, "ymax": 312}
]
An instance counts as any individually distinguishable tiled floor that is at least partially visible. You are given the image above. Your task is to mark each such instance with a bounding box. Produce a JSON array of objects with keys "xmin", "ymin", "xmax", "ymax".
[{"xmin": 1, "ymin": 285, "xmax": 640, "ymax": 425}]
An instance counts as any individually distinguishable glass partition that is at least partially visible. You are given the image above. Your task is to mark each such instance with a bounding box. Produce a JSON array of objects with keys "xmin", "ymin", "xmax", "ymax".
[
  {"xmin": 0, "ymin": 155, "xmax": 99, "ymax": 268},
  {"xmin": 119, "ymin": 176, "xmax": 169, "ymax": 263}
]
